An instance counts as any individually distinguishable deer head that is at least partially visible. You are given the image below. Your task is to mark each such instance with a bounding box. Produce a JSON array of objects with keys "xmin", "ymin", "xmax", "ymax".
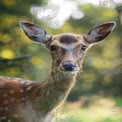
[{"xmin": 19, "ymin": 21, "xmax": 116, "ymax": 74}]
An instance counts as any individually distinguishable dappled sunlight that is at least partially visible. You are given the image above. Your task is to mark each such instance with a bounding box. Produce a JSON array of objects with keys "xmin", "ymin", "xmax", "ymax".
[
  {"xmin": 2, "ymin": 0, "xmax": 16, "ymax": 6},
  {"xmin": 93, "ymin": 7, "xmax": 117, "ymax": 21},
  {"xmin": 103, "ymin": 76, "xmax": 112, "ymax": 85},
  {"xmin": 92, "ymin": 57, "xmax": 105, "ymax": 69},
  {"xmin": 0, "ymin": 34, "xmax": 11, "ymax": 43},
  {"xmin": 30, "ymin": 0, "xmax": 84, "ymax": 29},
  {"xmin": 30, "ymin": 56, "xmax": 47, "ymax": 68},
  {"xmin": 0, "ymin": 49, "xmax": 15, "ymax": 59},
  {"xmin": 0, "ymin": 15, "xmax": 18, "ymax": 29},
  {"xmin": 1, "ymin": 68, "xmax": 21, "ymax": 77}
]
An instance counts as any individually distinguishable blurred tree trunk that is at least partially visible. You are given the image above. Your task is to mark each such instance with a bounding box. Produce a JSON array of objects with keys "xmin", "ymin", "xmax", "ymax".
[{"xmin": 116, "ymin": 5, "xmax": 122, "ymax": 55}]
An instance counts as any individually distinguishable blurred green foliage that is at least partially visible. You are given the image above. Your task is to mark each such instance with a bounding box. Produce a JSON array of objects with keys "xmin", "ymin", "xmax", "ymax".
[{"xmin": 0, "ymin": 0, "xmax": 122, "ymax": 102}]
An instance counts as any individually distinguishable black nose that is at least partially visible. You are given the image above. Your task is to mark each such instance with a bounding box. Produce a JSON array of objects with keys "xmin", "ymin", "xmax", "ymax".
[{"xmin": 62, "ymin": 62, "xmax": 76, "ymax": 71}]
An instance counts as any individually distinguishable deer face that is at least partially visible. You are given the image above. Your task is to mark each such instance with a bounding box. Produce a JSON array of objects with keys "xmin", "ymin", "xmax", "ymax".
[
  {"xmin": 19, "ymin": 21, "xmax": 116, "ymax": 73},
  {"xmin": 46, "ymin": 34, "xmax": 88, "ymax": 73}
]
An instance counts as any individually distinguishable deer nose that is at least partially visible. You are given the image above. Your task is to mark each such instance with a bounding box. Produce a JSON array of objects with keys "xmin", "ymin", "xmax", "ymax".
[{"xmin": 62, "ymin": 61, "xmax": 76, "ymax": 71}]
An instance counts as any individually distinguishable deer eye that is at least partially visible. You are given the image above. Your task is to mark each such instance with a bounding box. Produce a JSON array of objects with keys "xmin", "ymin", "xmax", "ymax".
[
  {"xmin": 81, "ymin": 45, "xmax": 87, "ymax": 51},
  {"xmin": 50, "ymin": 45, "xmax": 57, "ymax": 51}
]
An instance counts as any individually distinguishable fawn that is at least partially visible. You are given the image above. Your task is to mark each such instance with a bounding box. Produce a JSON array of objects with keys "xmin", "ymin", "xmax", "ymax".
[{"xmin": 0, "ymin": 21, "xmax": 116, "ymax": 122}]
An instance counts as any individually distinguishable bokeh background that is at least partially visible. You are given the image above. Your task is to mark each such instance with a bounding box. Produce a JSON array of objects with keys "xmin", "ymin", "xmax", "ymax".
[{"xmin": 0, "ymin": 0, "xmax": 122, "ymax": 122}]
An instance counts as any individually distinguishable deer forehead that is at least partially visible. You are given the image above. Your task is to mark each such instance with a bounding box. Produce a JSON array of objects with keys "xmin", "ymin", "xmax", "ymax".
[{"xmin": 50, "ymin": 33, "xmax": 88, "ymax": 49}]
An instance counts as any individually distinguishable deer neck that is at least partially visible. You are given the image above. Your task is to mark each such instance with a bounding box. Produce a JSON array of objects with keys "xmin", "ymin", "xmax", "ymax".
[
  {"xmin": 44, "ymin": 67, "xmax": 77, "ymax": 92},
  {"xmin": 43, "ymin": 71, "xmax": 77, "ymax": 112},
  {"xmin": 30, "ymin": 68, "xmax": 77, "ymax": 114},
  {"xmin": 29, "ymin": 62, "xmax": 77, "ymax": 114}
]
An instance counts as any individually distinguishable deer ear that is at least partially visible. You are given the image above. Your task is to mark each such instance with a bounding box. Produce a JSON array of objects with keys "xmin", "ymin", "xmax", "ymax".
[
  {"xmin": 84, "ymin": 22, "xmax": 116, "ymax": 44},
  {"xmin": 19, "ymin": 21, "xmax": 51, "ymax": 44}
]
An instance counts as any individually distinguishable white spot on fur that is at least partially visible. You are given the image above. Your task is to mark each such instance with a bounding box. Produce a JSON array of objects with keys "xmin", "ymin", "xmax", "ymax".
[
  {"xmin": 16, "ymin": 99, "xmax": 20, "ymax": 102},
  {"xmin": 27, "ymin": 86, "xmax": 32, "ymax": 91},
  {"xmin": 9, "ymin": 89, "xmax": 15, "ymax": 94},
  {"xmin": 21, "ymin": 97, "xmax": 25, "ymax": 101},
  {"xmin": 4, "ymin": 100, "xmax": 8, "ymax": 104},
  {"xmin": 20, "ymin": 80, "xmax": 26, "ymax": 84},
  {"xmin": 0, "ymin": 107, "xmax": 3, "ymax": 111},
  {"xmin": 5, "ymin": 107, "xmax": 8, "ymax": 111},
  {"xmin": 8, "ymin": 119, "xmax": 11, "ymax": 122},
  {"xmin": 11, "ymin": 98, "xmax": 15, "ymax": 102},
  {"xmin": 15, "ymin": 78, "xmax": 21, "ymax": 80},
  {"xmin": 20, "ymin": 89, "xmax": 24, "ymax": 93},
  {"xmin": 3, "ymin": 93, "xmax": 8, "ymax": 97},
  {"xmin": 13, "ymin": 114, "xmax": 18, "ymax": 118},
  {"xmin": 1, "ymin": 116, "xmax": 6, "ymax": 120},
  {"xmin": 26, "ymin": 82, "xmax": 31, "ymax": 85}
]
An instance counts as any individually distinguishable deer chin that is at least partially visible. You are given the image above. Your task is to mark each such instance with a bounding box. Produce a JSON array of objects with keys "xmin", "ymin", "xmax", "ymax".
[
  {"xmin": 63, "ymin": 70, "xmax": 78, "ymax": 75},
  {"xmin": 57, "ymin": 68, "xmax": 78, "ymax": 74}
]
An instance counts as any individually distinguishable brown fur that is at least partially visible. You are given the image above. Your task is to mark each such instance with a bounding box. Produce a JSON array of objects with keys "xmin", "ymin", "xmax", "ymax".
[{"xmin": 59, "ymin": 34, "xmax": 78, "ymax": 44}]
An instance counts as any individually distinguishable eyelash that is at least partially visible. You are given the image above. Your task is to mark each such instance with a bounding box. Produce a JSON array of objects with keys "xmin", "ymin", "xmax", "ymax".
[
  {"xmin": 50, "ymin": 45, "xmax": 57, "ymax": 51},
  {"xmin": 81, "ymin": 45, "xmax": 87, "ymax": 51},
  {"xmin": 49, "ymin": 45, "xmax": 87, "ymax": 52}
]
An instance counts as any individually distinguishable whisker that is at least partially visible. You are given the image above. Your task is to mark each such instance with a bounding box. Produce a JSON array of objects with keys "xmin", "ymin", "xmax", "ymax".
[{"xmin": 85, "ymin": 54, "xmax": 94, "ymax": 60}]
